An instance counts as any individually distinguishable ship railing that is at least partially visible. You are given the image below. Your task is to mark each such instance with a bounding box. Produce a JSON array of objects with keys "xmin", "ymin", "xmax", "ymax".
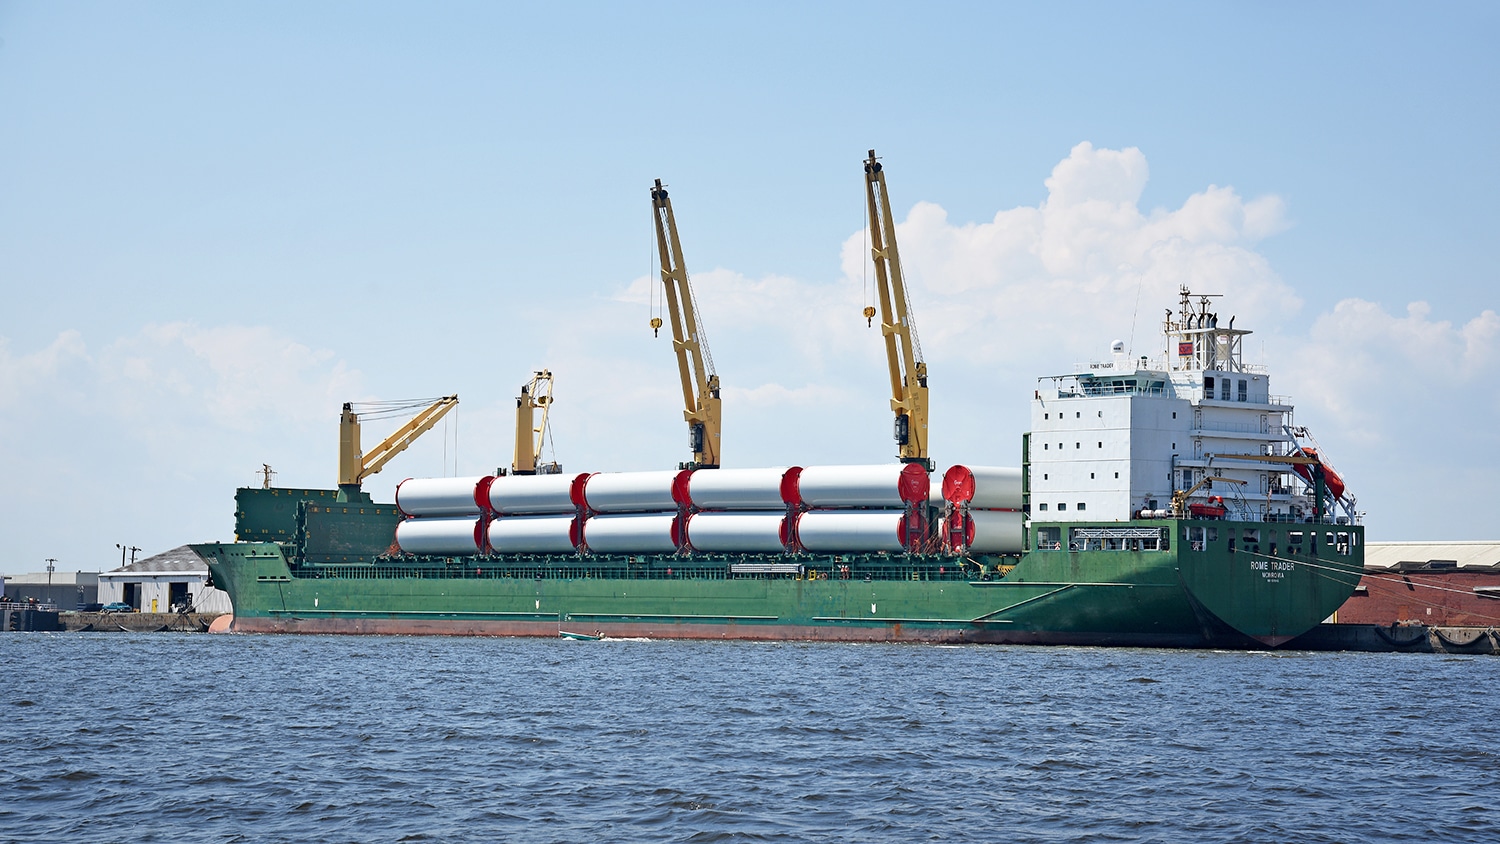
[
  {"xmin": 0, "ymin": 601, "xmax": 59, "ymax": 612},
  {"xmin": 1192, "ymin": 420, "xmax": 1269, "ymax": 435}
]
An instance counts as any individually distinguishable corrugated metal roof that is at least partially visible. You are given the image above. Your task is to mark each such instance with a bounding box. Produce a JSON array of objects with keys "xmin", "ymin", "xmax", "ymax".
[
  {"xmin": 1365, "ymin": 541, "xmax": 1500, "ymax": 571},
  {"xmin": 105, "ymin": 545, "xmax": 210, "ymax": 574}
]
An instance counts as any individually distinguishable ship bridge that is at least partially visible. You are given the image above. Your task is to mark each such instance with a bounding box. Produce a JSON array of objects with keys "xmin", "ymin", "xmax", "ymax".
[{"xmin": 1027, "ymin": 287, "xmax": 1334, "ymax": 526}]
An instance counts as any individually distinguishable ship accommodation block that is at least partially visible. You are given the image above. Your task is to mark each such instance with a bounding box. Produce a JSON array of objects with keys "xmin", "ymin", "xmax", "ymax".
[{"xmin": 1030, "ymin": 352, "xmax": 1303, "ymax": 523}]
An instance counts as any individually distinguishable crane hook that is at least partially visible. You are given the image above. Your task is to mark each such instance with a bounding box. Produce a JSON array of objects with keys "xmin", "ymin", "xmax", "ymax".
[
  {"xmin": 650, "ymin": 316, "xmax": 663, "ymax": 337},
  {"xmin": 863, "ymin": 306, "xmax": 876, "ymax": 328}
]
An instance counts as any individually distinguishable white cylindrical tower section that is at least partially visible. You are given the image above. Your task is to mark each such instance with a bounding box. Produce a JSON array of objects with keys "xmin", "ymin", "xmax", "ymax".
[
  {"xmin": 395, "ymin": 476, "xmax": 491, "ymax": 517},
  {"xmin": 489, "ymin": 473, "xmax": 587, "ymax": 515},
  {"xmin": 942, "ymin": 465, "xmax": 1024, "ymax": 510},
  {"xmin": 486, "ymin": 514, "xmax": 579, "ymax": 554},
  {"xmin": 395, "ymin": 516, "xmax": 485, "ymax": 555},
  {"xmin": 795, "ymin": 511, "xmax": 907, "ymax": 553},
  {"xmin": 582, "ymin": 513, "xmax": 681, "ymax": 554},
  {"xmin": 685, "ymin": 467, "xmax": 795, "ymax": 511},
  {"xmin": 793, "ymin": 464, "xmax": 930, "ymax": 508},
  {"xmin": 685, "ymin": 512, "xmax": 788, "ymax": 553},
  {"xmin": 582, "ymin": 470, "xmax": 690, "ymax": 514},
  {"xmin": 950, "ymin": 509, "xmax": 1025, "ymax": 553}
]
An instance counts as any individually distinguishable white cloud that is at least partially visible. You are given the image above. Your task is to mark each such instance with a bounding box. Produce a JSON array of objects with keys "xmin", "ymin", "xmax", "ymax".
[
  {"xmin": 99, "ymin": 322, "xmax": 361, "ymax": 431},
  {"xmin": 0, "ymin": 324, "xmax": 364, "ymax": 568},
  {"xmin": 0, "ymin": 330, "xmax": 92, "ymax": 403},
  {"xmin": 558, "ymin": 142, "xmax": 1307, "ymax": 474},
  {"xmin": 1280, "ymin": 299, "xmax": 1500, "ymax": 444},
  {"xmin": 841, "ymin": 140, "xmax": 1301, "ymax": 373}
]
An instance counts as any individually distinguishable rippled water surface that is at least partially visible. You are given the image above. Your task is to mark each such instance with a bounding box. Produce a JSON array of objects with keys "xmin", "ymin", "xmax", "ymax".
[{"xmin": 4, "ymin": 634, "xmax": 1497, "ymax": 842}]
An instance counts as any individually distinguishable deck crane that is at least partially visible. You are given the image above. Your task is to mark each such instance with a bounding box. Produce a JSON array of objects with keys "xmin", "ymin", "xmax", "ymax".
[
  {"xmin": 512, "ymin": 369, "xmax": 561, "ymax": 475},
  {"xmin": 336, "ymin": 395, "xmax": 459, "ymax": 501},
  {"xmin": 650, "ymin": 178, "xmax": 721, "ymax": 469},
  {"xmin": 862, "ymin": 150, "xmax": 931, "ymax": 469}
]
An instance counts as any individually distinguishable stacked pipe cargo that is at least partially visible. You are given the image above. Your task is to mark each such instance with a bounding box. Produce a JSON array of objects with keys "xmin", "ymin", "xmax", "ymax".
[
  {"xmin": 790, "ymin": 464, "xmax": 931, "ymax": 553},
  {"xmin": 577, "ymin": 470, "xmax": 691, "ymax": 553},
  {"xmin": 486, "ymin": 473, "xmax": 589, "ymax": 553},
  {"xmin": 939, "ymin": 465, "xmax": 1025, "ymax": 554},
  {"xmin": 393, "ymin": 476, "xmax": 494, "ymax": 555},
  {"xmin": 681, "ymin": 467, "xmax": 798, "ymax": 553},
  {"xmin": 391, "ymin": 462, "xmax": 959, "ymax": 557}
]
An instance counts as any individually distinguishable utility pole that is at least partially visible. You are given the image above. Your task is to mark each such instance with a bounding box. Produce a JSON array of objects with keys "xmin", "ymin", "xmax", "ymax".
[
  {"xmin": 45, "ymin": 558, "xmax": 56, "ymax": 605},
  {"xmin": 115, "ymin": 543, "xmax": 140, "ymax": 568}
]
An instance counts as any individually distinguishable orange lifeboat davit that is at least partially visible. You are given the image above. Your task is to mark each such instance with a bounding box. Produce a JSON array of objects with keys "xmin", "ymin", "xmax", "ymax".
[{"xmin": 1292, "ymin": 448, "xmax": 1347, "ymax": 500}]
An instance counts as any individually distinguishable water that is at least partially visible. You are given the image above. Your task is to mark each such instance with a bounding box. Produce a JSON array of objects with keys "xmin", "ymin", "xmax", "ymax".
[{"xmin": 3, "ymin": 635, "xmax": 1497, "ymax": 843}]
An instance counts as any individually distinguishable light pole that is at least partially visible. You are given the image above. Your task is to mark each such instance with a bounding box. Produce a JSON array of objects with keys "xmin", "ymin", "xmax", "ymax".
[
  {"xmin": 45, "ymin": 558, "xmax": 56, "ymax": 605},
  {"xmin": 115, "ymin": 543, "xmax": 140, "ymax": 567}
]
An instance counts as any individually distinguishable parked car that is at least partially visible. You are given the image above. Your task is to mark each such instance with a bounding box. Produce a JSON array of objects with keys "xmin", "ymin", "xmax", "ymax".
[{"xmin": 100, "ymin": 602, "xmax": 135, "ymax": 613}]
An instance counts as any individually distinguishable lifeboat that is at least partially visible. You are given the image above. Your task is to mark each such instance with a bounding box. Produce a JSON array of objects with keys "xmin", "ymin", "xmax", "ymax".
[
  {"xmin": 1188, "ymin": 496, "xmax": 1228, "ymax": 519},
  {"xmin": 1292, "ymin": 448, "xmax": 1347, "ymax": 500}
]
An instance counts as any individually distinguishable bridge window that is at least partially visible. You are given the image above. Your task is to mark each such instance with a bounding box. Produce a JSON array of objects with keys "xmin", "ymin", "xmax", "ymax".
[
  {"xmin": 1237, "ymin": 379, "xmax": 1248, "ymax": 402},
  {"xmin": 1221, "ymin": 380, "xmax": 1231, "ymax": 400}
]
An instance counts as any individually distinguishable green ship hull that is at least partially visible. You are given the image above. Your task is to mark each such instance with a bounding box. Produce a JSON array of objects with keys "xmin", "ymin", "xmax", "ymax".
[{"xmin": 194, "ymin": 491, "xmax": 1361, "ymax": 648}]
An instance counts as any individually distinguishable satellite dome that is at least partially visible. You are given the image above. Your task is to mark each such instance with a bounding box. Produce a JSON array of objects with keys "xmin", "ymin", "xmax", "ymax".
[{"xmin": 1110, "ymin": 340, "xmax": 1125, "ymax": 354}]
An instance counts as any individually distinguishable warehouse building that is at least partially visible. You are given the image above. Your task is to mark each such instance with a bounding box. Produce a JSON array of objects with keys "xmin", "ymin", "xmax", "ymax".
[
  {"xmin": 97, "ymin": 545, "xmax": 232, "ymax": 614},
  {"xmin": 0, "ymin": 571, "xmax": 99, "ymax": 609}
]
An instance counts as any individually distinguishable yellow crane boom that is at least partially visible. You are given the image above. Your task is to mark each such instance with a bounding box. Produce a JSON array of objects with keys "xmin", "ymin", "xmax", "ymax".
[
  {"xmin": 513, "ymin": 370, "xmax": 559, "ymax": 475},
  {"xmin": 863, "ymin": 149, "xmax": 930, "ymax": 468},
  {"xmin": 650, "ymin": 178, "xmax": 722, "ymax": 469},
  {"xmin": 337, "ymin": 395, "xmax": 459, "ymax": 497}
]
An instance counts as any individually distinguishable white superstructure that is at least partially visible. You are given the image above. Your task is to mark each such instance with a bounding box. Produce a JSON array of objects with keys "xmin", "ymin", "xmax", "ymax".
[{"xmin": 1028, "ymin": 287, "xmax": 1353, "ymax": 525}]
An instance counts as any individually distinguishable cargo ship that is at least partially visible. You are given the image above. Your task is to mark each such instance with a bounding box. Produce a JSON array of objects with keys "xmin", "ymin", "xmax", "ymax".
[
  {"xmin": 194, "ymin": 286, "xmax": 1364, "ymax": 648},
  {"xmin": 197, "ymin": 156, "xmax": 1363, "ymax": 646}
]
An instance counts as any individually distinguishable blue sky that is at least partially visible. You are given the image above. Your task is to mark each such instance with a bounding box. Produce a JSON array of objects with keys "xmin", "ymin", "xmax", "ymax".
[{"xmin": 2, "ymin": 2, "xmax": 1497, "ymax": 571}]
